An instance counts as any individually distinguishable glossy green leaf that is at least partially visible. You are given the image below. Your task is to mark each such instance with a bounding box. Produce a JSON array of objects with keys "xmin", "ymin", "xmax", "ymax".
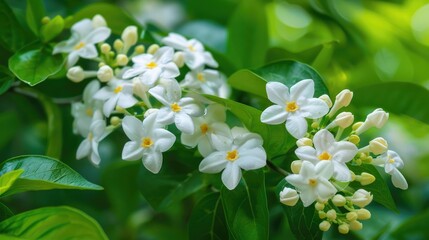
[
  {"xmin": 276, "ymin": 179, "xmax": 322, "ymax": 240},
  {"xmin": 0, "ymin": 155, "xmax": 103, "ymax": 197},
  {"xmin": 353, "ymin": 82, "xmax": 429, "ymax": 125},
  {"xmin": 228, "ymin": 60, "xmax": 329, "ymax": 99},
  {"xmin": 0, "ymin": 202, "xmax": 13, "ymax": 222},
  {"xmin": 41, "ymin": 15, "xmax": 64, "ymax": 42},
  {"xmin": 0, "ymin": 206, "xmax": 108, "ymax": 239},
  {"xmin": 205, "ymin": 95, "xmax": 295, "ymax": 159},
  {"xmin": 390, "ymin": 208, "xmax": 429, "ymax": 239},
  {"xmin": 0, "ymin": 66, "xmax": 14, "ymax": 95},
  {"xmin": 8, "ymin": 44, "xmax": 64, "ymax": 86},
  {"xmin": 67, "ymin": 3, "xmax": 142, "ymax": 35},
  {"xmin": 227, "ymin": 0, "xmax": 268, "ymax": 68},
  {"xmin": 0, "ymin": 0, "xmax": 32, "ymax": 51},
  {"xmin": 348, "ymin": 164, "xmax": 397, "ymax": 212},
  {"xmin": 188, "ymin": 192, "xmax": 229, "ymax": 240},
  {"xmin": 221, "ymin": 170, "xmax": 269, "ymax": 240},
  {"xmin": 0, "ymin": 111, "xmax": 19, "ymax": 150},
  {"xmin": 0, "ymin": 169, "xmax": 24, "ymax": 196},
  {"xmin": 26, "ymin": 0, "xmax": 45, "ymax": 36}
]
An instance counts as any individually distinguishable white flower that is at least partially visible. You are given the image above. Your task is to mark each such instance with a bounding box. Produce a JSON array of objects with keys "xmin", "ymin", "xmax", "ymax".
[
  {"xmin": 121, "ymin": 114, "xmax": 176, "ymax": 174},
  {"xmin": 72, "ymin": 80, "xmax": 103, "ymax": 137},
  {"xmin": 286, "ymin": 161, "xmax": 337, "ymax": 207},
  {"xmin": 162, "ymin": 33, "xmax": 218, "ymax": 69},
  {"xmin": 180, "ymin": 67, "xmax": 223, "ymax": 96},
  {"xmin": 199, "ymin": 127, "xmax": 267, "ymax": 190},
  {"xmin": 53, "ymin": 18, "xmax": 111, "ymax": 68},
  {"xmin": 355, "ymin": 108, "xmax": 389, "ymax": 135},
  {"xmin": 122, "ymin": 46, "xmax": 179, "ymax": 86},
  {"xmin": 295, "ymin": 129, "xmax": 358, "ymax": 182},
  {"xmin": 148, "ymin": 79, "xmax": 204, "ymax": 134},
  {"xmin": 260, "ymin": 80, "xmax": 329, "ymax": 139},
  {"xmin": 279, "ymin": 187, "xmax": 299, "ymax": 206},
  {"xmin": 76, "ymin": 110, "xmax": 109, "ymax": 166},
  {"xmin": 181, "ymin": 104, "xmax": 231, "ymax": 157},
  {"xmin": 94, "ymin": 79, "xmax": 138, "ymax": 117},
  {"xmin": 374, "ymin": 150, "xmax": 408, "ymax": 190},
  {"xmin": 350, "ymin": 189, "xmax": 373, "ymax": 208}
]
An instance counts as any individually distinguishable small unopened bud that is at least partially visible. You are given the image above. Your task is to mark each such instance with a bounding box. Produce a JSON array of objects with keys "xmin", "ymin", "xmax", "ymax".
[
  {"xmin": 110, "ymin": 116, "xmax": 121, "ymax": 126},
  {"xmin": 315, "ymin": 202, "xmax": 325, "ymax": 211},
  {"xmin": 121, "ymin": 26, "xmax": 138, "ymax": 48},
  {"xmin": 173, "ymin": 51, "xmax": 185, "ymax": 68},
  {"xmin": 319, "ymin": 221, "xmax": 331, "ymax": 232},
  {"xmin": 349, "ymin": 220, "xmax": 363, "ymax": 231},
  {"xmin": 97, "ymin": 65, "xmax": 113, "ymax": 82},
  {"xmin": 334, "ymin": 112, "xmax": 354, "ymax": 128},
  {"xmin": 144, "ymin": 108, "xmax": 159, "ymax": 118},
  {"xmin": 114, "ymin": 39, "xmax": 124, "ymax": 52},
  {"xmin": 135, "ymin": 45, "xmax": 145, "ymax": 54},
  {"xmin": 319, "ymin": 94, "xmax": 332, "ymax": 108},
  {"xmin": 291, "ymin": 160, "xmax": 302, "ymax": 174},
  {"xmin": 359, "ymin": 172, "xmax": 375, "ymax": 186},
  {"xmin": 352, "ymin": 122, "xmax": 363, "ymax": 131},
  {"xmin": 318, "ymin": 211, "xmax": 326, "ymax": 219},
  {"xmin": 329, "ymin": 89, "xmax": 353, "ymax": 117},
  {"xmin": 101, "ymin": 43, "xmax": 111, "ymax": 54},
  {"xmin": 326, "ymin": 209, "xmax": 337, "ymax": 220},
  {"xmin": 116, "ymin": 54, "xmax": 129, "ymax": 66},
  {"xmin": 67, "ymin": 66, "xmax": 85, "ymax": 82},
  {"xmin": 311, "ymin": 121, "xmax": 319, "ymax": 129},
  {"xmin": 356, "ymin": 208, "xmax": 371, "ymax": 220},
  {"xmin": 346, "ymin": 212, "xmax": 358, "ymax": 221},
  {"xmin": 348, "ymin": 135, "xmax": 360, "ymax": 145},
  {"xmin": 147, "ymin": 44, "xmax": 160, "ymax": 54},
  {"xmin": 356, "ymin": 109, "xmax": 389, "ymax": 135},
  {"xmin": 41, "ymin": 16, "xmax": 50, "ymax": 25},
  {"xmin": 279, "ymin": 187, "xmax": 299, "ymax": 206},
  {"xmin": 369, "ymin": 137, "xmax": 388, "ymax": 155},
  {"xmin": 92, "ymin": 14, "xmax": 107, "ymax": 28},
  {"xmin": 351, "ymin": 171, "xmax": 356, "ymax": 181},
  {"xmin": 338, "ymin": 223, "xmax": 350, "ymax": 234},
  {"xmin": 351, "ymin": 189, "xmax": 373, "ymax": 207},
  {"xmin": 296, "ymin": 138, "xmax": 312, "ymax": 147},
  {"xmin": 332, "ymin": 194, "xmax": 346, "ymax": 207}
]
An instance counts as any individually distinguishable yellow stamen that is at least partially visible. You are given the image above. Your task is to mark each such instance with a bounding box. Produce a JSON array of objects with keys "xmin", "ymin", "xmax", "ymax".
[
  {"xmin": 200, "ymin": 123, "xmax": 209, "ymax": 134},
  {"xmin": 388, "ymin": 158, "xmax": 395, "ymax": 164},
  {"xmin": 318, "ymin": 151, "xmax": 332, "ymax": 161},
  {"xmin": 226, "ymin": 150, "xmax": 239, "ymax": 162},
  {"xmin": 114, "ymin": 86, "xmax": 123, "ymax": 94},
  {"xmin": 146, "ymin": 61, "xmax": 157, "ymax": 69},
  {"xmin": 85, "ymin": 108, "xmax": 93, "ymax": 117},
  {"xmin": 141, "ymin": 137, "xmax": 154, "ymax": 148},
  {"xmin": 170, "ymin": 102, "xmax": 181, "ymax": 112},
  {"xmin": 308, "ymin": 178, "xmax": 317, "ymax": 187},
  {"xmin": 74, "ymin": 41, "xmax": 85, "ymax": 50},
  {"xmin": 188, "ymin": 45, "xmax": 196, "ymax": 52},
  {"xmin": 286, "ymin": 101, "xmax": 299, "ymax": 112},
  {"xmin": 88, "ymin": 132, "xmax": 93, "ymax": 141},
  {"xmin": 197, "ymin": 73, "xmax": 205, "ymax": 82}
]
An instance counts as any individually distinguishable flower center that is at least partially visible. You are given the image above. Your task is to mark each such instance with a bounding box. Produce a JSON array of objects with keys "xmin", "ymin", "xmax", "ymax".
[
  {"xmin": 85, "ymin": 108, "xmax": 93, "ymax": 117},
  {"xmin": 170, "ymin": 102, "xmax": 182, "ymax": 112},
  {"xmin": 308, "ymin": 178, "xmax": 317, "ymax": 187},
  {"xmin": 286, "ymin": 101, "xmax": 299, "ymax": 112},
  {"xmin": 74, "ymin": 41, "xmax": 85, "ymax": 50},
  {"xmin": 318, "ymin": 151, "xmax": 332, "ymax": 161},
  {"xmin": 226, "ymin": 150, "xmax": 239, "ymax": 162},
  {"xmin": 88, "ymin": 132, "xmax": 93, "ymax": 141},
  {"xmin": 200, "ymin": 123, "xmax": 209, "ymax": 134},
  {"xmin": 388, "ymin": 158, "xmax": 395, "ymax": 164},
  {"xmin": 146, "ymin": 61, "xmax": 158, "ymax": 69},
  {"xmin": 188, "ymin": 45, "xmax": 196, "ymax": 52},
  {"xmin": 141, "ymin": 137, "xmax": 154, "ymax": 148},
  {"xmin": 197, "ymin": 73, "xmax": 205, "ymax": 82},
  {"xmin": 114, "ymin": 86, "xmax": 123, "ymax": 94}
]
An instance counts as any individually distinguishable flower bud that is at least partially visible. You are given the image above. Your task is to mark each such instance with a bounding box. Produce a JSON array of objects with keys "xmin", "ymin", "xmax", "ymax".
[
  {"xmin": 359, "ymin": 172, "xmax": 375, "ymax": 186},
  {"xmin": 369, "ymin": 137, "xmax": 388, "ymax": 155},
  {"xmin": 356, "ymin": 208, "xmax": 371, "ymax": 220},
  {"xmin": 332, "ymin": 194, "xmax": 346, "ymax": 207},
  {"xmin": 279, "ymin": 187, "xmax": 299, "ymax": 206},
  {"xmin": 173, "ymin": 51, "xmax": 185, "ymax": 68},
  {"xmin": 135, "ymin": 45, "xmax": 145, "ymax": 54},
  {"xmin": 110, "ymin": 116, "xmax": 121, "ymax": 126},
  {"xmin": 101, "ymin": 43, "xmax": 111, "ymax": 54},
  {"xmin": 348, "ymin": 135, "xmax": 360, "ymax": 145},
  {"xmin": 114, "ymin": 39, "xmax": 124, "ymax": 52},
  {"xmin": 351, "ymin": 189, "xmax": 373, "ymax": 208},
  {"xmin": 346, "ymin": 211, "xmax": 357, "ymax": 221},
  {"xmin": 338, "ymin": 223, "xmax": 350, "ymax": 234},
  {"xmin": 296, "ymin": 138, "xmax": 312, "ymax": 147},
  {"xmin": 352, "ymin": 122, "xmax": 363, "ymax": 131},
  {"xmin": 67, "ymin": 66, "xmax": 85, "ymax": 82},
  {"xmin": 291, "ymin": 160, "xmax": 302, "ymax": 174},
  {"xmin": 121, "ymin": 26, "xmax": 138, "ymax": 48},
  {"xmin": 315, "ymin": 202, "xmax": 325, "ymax": 211},
  {"xmin": 116, "ymin": 54, "xmax": 129, "ymax": 66},
  {"xmin": 329, "ymin": 89, "xmax": 353, "ymax": 117},
  {"xmin": 311, "ymin": 121, "xmax": 319, "ymax": 129},
  {"xmin": 319, "ymin": 94, "xmax": 332, "ymax": 108},
  {"xmin": 349, "ymin": 220, "xmax": 363, "ymax": 231},
  {"xmin": 147, "ymin": 44, "xmax": 160, "ymax": 55},
  {"xmin": 319, "ymin": 221, "xmax": 331, "ymax": 232},
  {"xmin": 318, "ymin": 211, "xmax": 326, "ymax": 219},
  {"xmin": 92, "ymin": 14, "xmax": 107, "ymax": 28},
  {"xmin": 41, "ymin": 16, "xmax": 50, "ymax": 25},
  {"xmin": 356, "ymin": 109, "xmax": 389, "ymax": 135},
  {"xmin": 334, "ymin": 112, "xmax": 354, "ymax": 128},
  {"xmin": 144, "ymin": 108, "xmax": 159, "ymax": 118},
  {"xmin": 326, "ymin": 209, "xmax": 337, "ymax": 220},
  {"xmin": 97, "ymin": 65, "xmax": 113, "ymax": 82}
]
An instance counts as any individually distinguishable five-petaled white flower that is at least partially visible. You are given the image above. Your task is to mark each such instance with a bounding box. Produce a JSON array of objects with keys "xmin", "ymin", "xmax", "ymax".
[
  {"xmin": 148, "ymin": 79, "xmax": 204, "ymax": 134},
  {"xmin": 72, "ymin": 80, "xmax": 103, "ymax": 137},
  {"xmin": 121, "ymin": 114, "xmax": 176, "ymax": 174},
  {"xmin": 180, "ymin": 67, "xmax": 223, "ymax": 96},
  {"xmin": 373, "ymin": 150, "xmax": 408, "ymax": 190},
  {"xmin": 122, "ymin": 46, "xmax": 179, "ymax": 86},
  {"xmin": 181, "ymin": 104, "xmax": 231, "ymax": 157},
  {"xmin": 199, "ymin": 127, "xmax": 267, "ymax": 190},
  {"xmin": 260, "ymin": 79, "xmax": 329, "ymax": 139},
  {"xmin": 76, "ymin": 110, "xmax": 110, "ymax": 166},
  {"xmin": 94, "ymin": 79, "xmax": 138, "ymax": 117},
  {"xmin": 53, "ymin": 17, "xmax": 111, "ymax": 68},
  {"xmin": 286, "ymin": 161, "xmax": 337, "ymax": 207},
  {"xmin": 295, "ymin": 129, "xmax": 358, "ymax": 182},
  {"xmin": 162, "ymin": 33, "xmax": 218, "ymax": 69}
]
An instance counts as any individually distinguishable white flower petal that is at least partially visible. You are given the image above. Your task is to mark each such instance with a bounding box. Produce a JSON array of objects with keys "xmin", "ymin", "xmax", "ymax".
[
  {"xmin": 142, "ymin": 151, "xmax": 163, "ymax": 174},
  {"xmin": 122, "ymin": 141, "xmax": 144, "ymax": 160},
  {"xmin": 260, "ymin": 105, "xmax": 288, "ymax": 124},
  {"xmin": 299, "ymin": 188, "xmax": 318, "ymax": 207},
  {"xmin": 93, "ymin": 87, "xmax": 113, "ymax": 100},
  {"xmin": 84, "ymin": 27, "xmax": 111, "ymax": 44},
  {"xmin": 290, "ymin": 79, "xmax": 314, "ymax": 100},
  {"xmin": 162, "ymin": 33, "xmax": 188, "ymax": 50},
  {"xmin": 102, "ymin": 95, "xmax": 118, "ymax": 117},
  {"xmin": 316, "ymin": 178, "xmax": 337, "ymax": 200},
  {"xmin": 206, "ymin": 104, "xmax": 226, "ymax": 122},
  {"xmin": 76, "ymin": 139, "xmax": 91, "ymax": 159},
  {"xmin": 71, "ymin": 19, "xmax": 93, "ymax": 36},
  {"xmin": 148, "ymin": 85, "xmax": 170, "ymax": 106},
  {"xmin": 285, "ymin": 116, "xmax": 308, "ymax": 139},
  {"xmin": 331, "ymin": 141, "xmax": 358, "ymax": 163},
  {"xmin": 315, "ymin": 161, "xmax": 334, "ymax": 180},
  {"xmin": 266, "ymin": 82, "xmax": 290, "ymax": 106},
  {"xmin": 153, "ymin": 129, "xmax": 176, "ymax": 152},
  {"xmin": 161, "ymin": 62, "xmax": 180, "ymax": 79},
  {"xmin": 123, "ymin": 67, "xmax": 146, "ymax": 79},
  {"xmin": 300, "ymin": 98, "xmax": 329, "ymax": 119},
  {"xmin": 198, "ymin": 137, "xmax": 214, "ymax": 157},
  {"xmin": 332, "ymin": 162, "xmax": 351, "ymax": 182},
  {"xmin": 122, "ymin": 116, "xmax": 144, "ymax": 141},
  {"xmin": 156, "ymin": 107, "xmax": 175, "ymax": 125},
  {"xmin": 67, "ymin": 51, "xmax": 80, "ymax": 68},
  {"xmin": 203, "ymin": 51, "xmax": 218, "ymax": 68},
  {"xmin": 155, "ymin": 46, "xmax": 174, "ymax": 63},
  {"xmin": 118, "ymin": 94, "xmax": 138, "ymax": 108},
  {"xmin": 313, "ymin": 129, "xmax": 335, "ymax": 151},
  {"xmin": 221, "ymin": 164, "xmax": 242, "ymax": 190},
  {"xmin": 175, "ymin": 112, "xmax": 194, "ymax": 134},
  {"xmin": 78, "ymin": 45, "xmax": 98, "ymax": 59},
  {"xmin": 237, "ymin": 147, "xmax": 266, "ymax": 170},
  {"xmin": 199, "ymin": 152, "xmax": 228, "ymax": 173},
  {"xmin": 83, "ymin": 81, "xmax": 100, "ymax": 103},
  {"xmin": 181, "ymin": 133, "xmax": 200, "ymax": 148},
  {"xmin": 390, "ymin": 168, "xmax": 408, "ymax": 190},
  {"xmin": 142, "ymin": 68, "xmax": 162, "ymax": 85},
  {"xmin": 211, "ymin": 134, "xmax": 232, "ymax": 151},
  {"xmin": 295, "ymin": 146, "xmax": 319, "ymax": 163}
]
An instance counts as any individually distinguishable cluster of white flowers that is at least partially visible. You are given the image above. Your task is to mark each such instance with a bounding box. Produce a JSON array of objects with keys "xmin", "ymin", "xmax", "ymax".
[
  {"xmin": 54, "ymin": 16, "xmax": 266, "ymax": 190},
  {"xmin": 261, "ymin": 80, "xmax": 408, "ymax": 234}
]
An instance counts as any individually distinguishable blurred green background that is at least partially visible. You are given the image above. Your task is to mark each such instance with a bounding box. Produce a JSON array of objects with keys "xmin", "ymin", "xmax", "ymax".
[{"xmin": 1, "ymin": 0, "xmax": 429, "ymax": 239}]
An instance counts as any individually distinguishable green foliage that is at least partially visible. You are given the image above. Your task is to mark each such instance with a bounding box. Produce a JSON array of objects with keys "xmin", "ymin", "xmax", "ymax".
[
  {"xmin": 0, "ymin": 155, "xmax": 103, "ymax": 197},
  {"xmin": 0, "ymin": 206, "xmax": 108, "ymax": 239},
  {"xmin": 0, "ymin": 169, "xmax": 23, "ymax": 196},
  {"xmin": 0, "ymin": 202, "xmax": 13, "ymax": 221},
  {"xmin": 0, "ymin": 0, "xmax": 32, "ymax": 52},
  {"xmin": 41, "ymin": 15, "xmax": 65, "ymax": 43},
  {"xmin": 0, "ymin": 111, "xmax": 19, "ymax": 151},
  {"xmin": 0, "ymin": 66, "xmax": 14, "ymax": 95},
  {"xmin": 390, "ymin": 208, "xmax": 429, "ymax": 239},
  {"xmin": 221, "ymin": 170, "xmax": 269, "ymax": 240},
  {"xmin": 26, "ymin": 0, "xmax": 45, "ymax": 36}
]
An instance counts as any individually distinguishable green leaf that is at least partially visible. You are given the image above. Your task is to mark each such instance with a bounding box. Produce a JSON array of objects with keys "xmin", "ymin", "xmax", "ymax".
[
  {"xmin": 41, "ymin": 15, "xmax": 64, "ymax": 42},
  {"xmin": 228, "ymin": 60, "xmax": 329, "ymax": 99},
  {"xmin": 348, "ymin": 164, "xmax": 397, "ymax": 212},
  {"xmin": 0, "ymin": 111, "xmax": 19, "ymax": 150},
  {"xmin": 67, "ymin": 3, "xmax": 142, "ymax": 35},
  {"xmin": 0, "ymin": 155, "xmax": 103, "ymax": 197},
  {"xmin": 0, "ymin": 169, "xmax": 24, "ymax": 196},
  {"xmin": 390, "ymin": 208, "xmax": 429, "ymax": 239},
  {"xmin": 8, "ymin": 44, "xmax": 64, "ymax": 86},
  {"xmin": 353, "ymin": 82, "xmax": 429, "ymax": 125},
  {"xmin": 227, "ymin": 0, "xmax": 268, "ymax": 68},
  {"xmin": 0, "ymin": 234, "xmax": 22, "ymax": 240},
  {"xmin": 0, "ymin": 202, "xmax": 14, "ymax": 221},
  {"xmin": 221, "ymin": 170, "xmax": 269, "ymax": 240},
  {"xmin": 0, "ymin": 206, "xmax": 108, "ymax": 239},
  {"xmin": 204, "ymin": 95, "xmax": 295, "ymax": 159},
  {"xmin": 0, "ymin": 66, "xmax": 14, "ymax": 95},
  {"xmin": 26, "ymin": 0, "xmax": 45, "ymax": 36},
  {"xmin": 276, "ymin": 179, "xmax": 322, "ymax": 240},
  {"xmin": 0, "ymin": 0, "xmax": 32, "ymax": 51},
  {"xmin": 188, "ymin": 192, "xmax": 229, "ymax": 240}
]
